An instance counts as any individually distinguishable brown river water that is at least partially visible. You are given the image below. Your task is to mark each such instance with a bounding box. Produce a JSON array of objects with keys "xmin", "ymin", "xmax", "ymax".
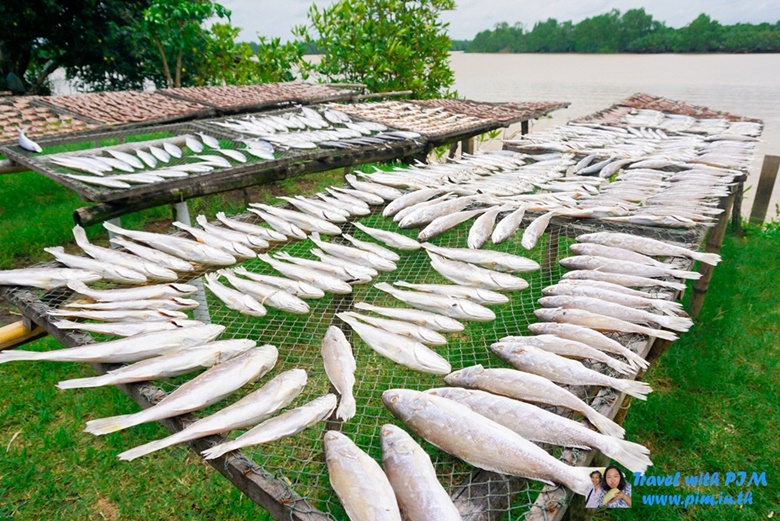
[{"xmin": 449, "ymin": 52, "xmax": 780, "ymax": 221}]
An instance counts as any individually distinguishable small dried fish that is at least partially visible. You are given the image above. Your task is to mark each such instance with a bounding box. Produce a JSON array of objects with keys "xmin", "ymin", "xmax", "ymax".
[
  {"xmin": 577, "ymin": 231, "xmax": 721, "ymax": 266},
  {"xmin": 491, "ymin": 205, "xmax": 526, "ymax": 244},
  {"xmin": 220, "ymin": 269, "xmax": 310, "ymax": 314},
  {"xmin": 421, "ymin": 243, "xmax": 540, "ymax": 273},
  {"xmin": 560, "ymin": 269, "xmax": 686, "ymax": 292},
  {"xmin": 534, "ymin": 307, "xmax": 678, "ymax": 341},
  {"xmin": 353, "ymin": 302, "xmax": 464, "ymax": 333},
  {"xmin": 204, "ymin": 273, "xmax": 267, "ymax": 316},
  {"xmin": 394, "ymin": 280, "xmax": 508, "ymax": 305},
  {"xmin": 52, "ymin": 318, "xmax": 201, "ymax": 337},
  {"xmin": 374, "ymin": 282, "xmax": 495, "ymax": 322},
  {"xmin": 247, "ymin": 207, "xmax": 307, "ymax": 240},
  {"xmin": 256, "ymin": 253, "xmax": 352, "ymax": 294},
  {"xmin": 233, "ymin": 266, "xmax": 324, "ymax": 299},
  {"xmin": 215, "ymin": 212, "xmax": 288, "ymax": 242},
  {"xmin": 195, "ymin": 215, "xmax": 269, "ymax": 249},
  {"xmin": 172, "ymin": 221, "xmax": 256, "ymax": 260},
  {"xmin": 310, "ymin": 232, "xmax": 396, "ymax": 272},
  {"xmin": 427, "ymin": 252, "xmax": 529, "ymax": 291},
  {"xmin": 560, "ymin": 255, "xmax": 701, "ymax": 280},
  {"xmin": 66, "ymin": 279, "xmax": 196, "ymax": 302},
  {"xmin": 321, "ymin": 326, "xmax": 357, "ymax": 421},
  {"xmin": 352, "ymin": 222, "xmax": 421, "ymax": 251},
  {"xmin": 342, "ymin": 233, "xmax": 401, "ymax": 262},
  {"xmin": 0, "ymin": 268, "xmax": 100, "ymax": 289},
  {"xmin": 45, "ymin": 246, "xmax": 147, "ymax": 285},
  {"xmin": 109, "ymin": 237, "xmax": 195, "ymax": 273},
  {"xmin": 48, "ymin": 308, "xmax": 187, "ymax": 322},
  {"xmin": 340, "ymin": 311, "xmax": 447, "ymax": 346}
]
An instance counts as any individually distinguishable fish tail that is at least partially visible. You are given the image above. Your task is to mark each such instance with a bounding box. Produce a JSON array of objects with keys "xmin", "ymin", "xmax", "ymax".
[
  {"xmin": 374, "ymin": 282, "xmax": 394, "ymax": 293},
  {"xmin": 201, "ymin": 442, "xmax": 233, "ymax": 460},
  {"xmin": 659, "ymin": 279, "xmax": 687, "ymax": 291},
  {"xmin": 647, "ymin": 327, "xmax": 678, "ymax": 341},
  {"xmin": 613, "ymin": 378, "xmax": 653, "ymax": 401},
  {"xmin": 650, "ymin": 299, "xmax": 685, "ymax": 316},
  {"xmin": 256, "ymin": 253, "xmax": 272, "ymax": 263},
  {"xmin": 102, "ymin": 221, "xmax": 124, "ymax": 235},
  {"xmin": 58, "ymin": 375, "xmax": 112, "ymax": 389},
  {"xmin": 570, "ymin": 467, "xmax": 603, "ymax": 496},
  {"xmin": 604, "ymin": 357, "xmax": 638, "ymax": 377},
  {"xmin": 689, "ymin": 251, "xmax": 721, "ymax": 266},
  {"xmin": 670, "ymin": 268, "xmax": 702, "ymax": 280},
  {"xmin": 84, "ymin": 413, "xmax": 142, "ymax": 435},
  {"xmin": 584, "ymin": 408, "xmax": 626, "ymax": 439},
  {"xmin": 599, "ymin": 437, "xmax": 653, "ymax": 474},
  {"xmin": 657, "ymin": 314, "xmax": 694, "ymax": 332},
  {"xmin": 118, "ymin": 435, "xmax": 181, "ymax": 461},
  {"xmin": 335, "ymin": 395, "xmax": 357, "ymax": 422},
  {"xmin": 72, "ymin": 224, "xmax": 90, "ymax": 249}
]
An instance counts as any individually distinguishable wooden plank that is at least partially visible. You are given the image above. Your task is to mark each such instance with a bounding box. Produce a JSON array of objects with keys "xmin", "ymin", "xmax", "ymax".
[
  {"xmin": 749, "ymin": 155, "xmax": 780, "ymax": 224},
  {"xmin": 0, "ymin": 320, "xmax": 47, "ymax": 350}
]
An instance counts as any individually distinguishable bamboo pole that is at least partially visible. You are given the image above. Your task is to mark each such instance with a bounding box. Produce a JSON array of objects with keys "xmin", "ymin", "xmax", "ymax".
[
  {"xmin": 0, "ymin": 320, "xmax": 47, "ymax": 350},
  {"xmin": 0, "ymin": 159, "xmax": 27, "ymax": 175}
]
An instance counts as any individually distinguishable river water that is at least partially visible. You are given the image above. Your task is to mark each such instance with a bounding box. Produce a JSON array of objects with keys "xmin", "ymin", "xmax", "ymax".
[{"xmin": 449, "ymin": 52, "xmax": 780, "ymax": 221}]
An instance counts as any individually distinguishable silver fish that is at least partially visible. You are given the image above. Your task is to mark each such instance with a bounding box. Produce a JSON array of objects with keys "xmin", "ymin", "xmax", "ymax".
[
  {"xmin": 399, "ymin": 195, "xmax": 481, "ymax": 229},
  {"xmin": 148, "ymin": 145, "xmax": 171, "ymax": 163},
  {"xmin": 392, "ymin": 193, "xmax": 454, "ymax": 224},
  {"xmin": 491, "ymin": 205, "xmax": 526, "ymax": 244},
  {"xmin": 353, "ymin": 302, "xmax": 464, "ymax": 333},
  {"xmin": 233, "ymin": 266, "xmax": 324, "ymax": 299},
  {"xmin": 427, "ymin": 388, "xmax": 652, "ymax": 473},
  {"xmin": 560, "ymin": 255, "xmax": 701, "ymax": 280},
  {"xmin": 66, "ymin": 279, "xmax": 196, "ymax": 302},
  {"xmin": 72, "ymin": 225, "xmax": 177, "ymax": 282},
  {"xmin": 328, "ymin": 185, "xmax": 385, "ymax": 206},
  {"xmin": 172, "ymin": 221, "xmax": 255, "ymax": 260},
  {"xmin": 421, "ymin": 243, "xmax": 540, "ymax": 273},
  {"xmin": 220, "ymin": 269, "xmax": 310, "ymax": 314},
  {"xmin": 310, "ymin": 232, "xmax": 396, "ymax": 272},
  {"xmin": 103, "ymin": 222, "xmax": 236, "ymax": 266},
  {"xmin": 273, "ymin": 252, "xmax": 372, "ymax": 284},
  {"xmin": 427, "ymin": 252, "xmax": 529, "ymax": 292},
  {"xmin": 418, "ymin": 208, "xmax": 487, "ymax": 242},
  {"xmin": 521, "ymin": 210, "xmax": 558, "ymax": 250},
  {"xmin": 324, "ymin": 430, "xmax": 403, "ymax": 521},
  {"xmin": 0, "ymin": 268, "xmax": 101, "ymax": 289},
  {"xmin": 444, "ymin": 365, "xmax": 625, "ymax": 439},
  {"xmin": 109, "ymin": 237, "xmax": 195, "ymax": 273},
  {"xmin": 192, "ymin": 154, "xmax": 231, "ymax": 168},
  {"xmin": 337, "ymin": 312, "xmax": 451, "ymax": 374},
  {"xmin": 52, "ymin": 318, "xmax": 201, "ymax": 337},
  {"xmin": 247, "ymin": 207, "xmax": 307, "ymax": 240},
  {"xmin": 382, "ymin": 188, "xmax": 443, "ymax": 218},
  {"xmin": 251, "ymin": 204, "xmax": 342, "ymax": 235},
  {"xmin": 184, "ymin": 135, "xmax": 204, "ymax": 153},
  {"xmin": 342, "ymin": 233, "xmax": 401, "ymax": 262},
  {"xmin": 374, "ymin": 282, "xmax": 495, "ymax": 322},
  {"xmin": 58, "ymin": 339, "xmax": 256, "ymax": 389},
  {"xmin": 577, "ymin": 231, "xmax": 721, "ymax": 266},
  {"xmin": 204, "ymin": 273, "xmax": 267, "ymax": 316},
  {"xmin": 569, "ymin": 243, "xmax": 673, "ymax": 269},
  {"xmin": 215, "ymin": 212, "xmax": 288, "ymax": 242},
  {"xmin": 44, "ymin": 246, "xmax": 147, "ymax": 284},
  {"xmin": 48, "ymin": 308, "xmax": 187, "ymax": 322},
  {"xmin": 560, "ymin": 269, "xmax": 686, "ymax": 292},
  {"xmin": 136, "ymin": 149, "xmax": 158, "ymax": 168},
  {"xmin": 194, "ymin": 216, "xmax": 269, "ymax": 249},
  {"xmin": 162, "ymin": 141, "xmax": 183, "ymax": 159},
  {"xmin": 345, "ymin": 173, "xmax": 403, "ymax": 201},
  {"xmin": 217, "ymin": 148, "xmax": 247, "ymax": 163},
  {"xmin": 321, "ymin": 326, "xmax": 357, "ymax": 421},
  {"xmin": 97, "ymin": 156, "xmax": 136, "ymax": 172},
  {"xmin": 256, "ymin": 253, "xmax": 352, "ymax": 294},
  {"xmin": 0, "ymin": 324, "xmax": 224, "ymax": 365},
  {"xmin": 393, "ymin": 280, "xmax": 508, "ymax": 305},
  {"xmin": 380, "ymin": 424, "xmax": 461, "ymax": 521},
  {"xmin": 310, "ymin": 248, "xmax": 379, "ymax": 278},
  {"xmin": 63, "ymin": 174, "xmax": 130, "ymax": 189},
  {"xmin": 85, "ymin": 345, "xmax": 278, "ymax": 435},
  {"xmin": 118, "ymin": 369, "xmax": 307, "ymax": 460},
  {"xmin": 382, "ymin": 389, "xmax": 596, "ymax": 496},
  {"xmin": 495, "ymin": 335, "xmax": 635, "ymax": 375},
  {"xmin": 490, "ymin": 343, "xmax": 652, "ymax": 400},
  {"xmin": 352, "ymin": 222, "xmax": 421, "ymax": 251},
  {"xmin": 315, "ymin": 193, "xmax": 370, "ymax": 217},
  {"xmin": 468, "ymin": 205, "xmax": 507, "ymax": 249},
  {"xmin": 340, "ymin": 311, "xmax": 447, "ymax": 346},
  {"xmin": 535, "ymin": 306, "xmax": 678, "ymax": 341},
  {"xmin": 195, "ymin": 132, "xmax": 221, "ymax": 149},
  {"xmin": 277, "ymin": 196, "xmax": 348, "ymax": 224},
  {"xmin": 106, "ymin": 149, "xmax": 145, "ymax": 169},
  {"xmin": 202, "ymin": 394, "xmax": 337, "ymax": 460},
  {"xmin": 542, "ymin": 282, "xmax": 685, "ymax": 316}
]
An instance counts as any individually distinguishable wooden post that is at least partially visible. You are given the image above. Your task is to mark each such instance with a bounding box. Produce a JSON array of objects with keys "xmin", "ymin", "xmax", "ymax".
[
  {"xmin": 731, "ymin": 179, "xmax": 744, "ymax": 235},
  {"xmin": 749, "ymin": 155, "xmax": 780, "ymax": 225},
  {"xmin": 462, "ymin": 137, "xmax": 476, "ymax": 155},
  {"xmin": 521, "ymin": 120, "xmax": 530, "ymax": 135},
  {"xmin": 689, "ymin": 190, "xmax": 735, "ymax": 319}
]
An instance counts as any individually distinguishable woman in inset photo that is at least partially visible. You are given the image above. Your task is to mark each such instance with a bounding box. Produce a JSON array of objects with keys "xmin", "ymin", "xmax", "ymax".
[
  {"xmin": 596, "ymin": 465, "xmax": 632, "ymax": 508},
  {"xmin": 585, "ymin": 469, "xmax": 603, "ymax": 508}
]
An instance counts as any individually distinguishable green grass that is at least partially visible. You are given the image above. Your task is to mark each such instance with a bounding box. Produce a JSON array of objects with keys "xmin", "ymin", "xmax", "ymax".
[{"xmin": 1, "ymin": 156, "xmax": 778, "ymax": 519}]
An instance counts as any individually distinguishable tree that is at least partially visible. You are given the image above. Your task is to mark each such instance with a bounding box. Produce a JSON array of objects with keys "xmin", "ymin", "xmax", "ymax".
[
  {"xmin": 141, "ymin": 0, "xmax": 231, "ymax": 88},
  {"xmin": 573, "ymin": 10, "xmax": 621, "ymax": 53},
  {"xmin": 294, "ymin": 0, "xmax": 456, "ymax": 99},
  {"xmin": 680, "ymin": 14, "xmax": 723, "ymax": 52}
]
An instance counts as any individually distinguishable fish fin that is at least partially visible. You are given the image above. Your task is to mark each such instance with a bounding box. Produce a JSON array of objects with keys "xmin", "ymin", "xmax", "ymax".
[
  {"xmin": 201, "ymin": 443, "xmax": 233, "ymax": 460},
  {"xmin": 585, "ymin": 410, "xmax": 626, "ymax": 439},
  {"xmin": 600, "ymin": 438, "xmax": 653, "ymax": 474},
  {"xmin": 670, "ymin": 268, "xmax": 701, "ymax": 280},
  {"xmin": 649, "ymin": 328, "xmax": 678, "ymax": 341},
  {"xmin": 102, "ymin": 221, "xmax": 124, "ymax": 234},
  {"xmin": 335, "ymin": 395, "xmax": 357, "ymax": 422},
  {"xmin": 690, "ymin": 251, "xmax": 721, "ymax": 266},
  {"xmin": 658, "ymin": 315, "xmax": 694, "ymax": 332},
  {"xmin": 614, "ymin": 379, "xmax": 653, "ymax": 401},
  {"xmin": 84, "ymin": 413, "xmax": 141, "ymax": 435},
  {"xmin": 72, "ymin": 224, "xmax": 90, "ymax": 250},
  {"xmin": 58, "ymin": 375, "xmax": 110, "ymax": 389}
]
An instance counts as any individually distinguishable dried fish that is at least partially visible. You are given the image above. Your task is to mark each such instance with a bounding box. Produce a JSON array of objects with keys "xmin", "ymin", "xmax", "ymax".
[
  {"xmin": 219, "ymin": 269, "xmax": 310, "ymax": 314},
  {"xmin": 256, "ymin": 253, "xmax": 352, "ymax": 294},
  {"xmin": 577, "ymin": 231, "xmax": 721, "ymax": 266},
  {"xmin": 0, "ymin": 267, "xmax": 101, "ymax": 289},
  {"xmin": 66, "ymin": 279, "xmax": 196, "ymax": 302},
  {"xmin": 45, "ymin": 246, "xmax": 147, "ymax": 285},
  {"xmin": 321, "ymin": 326, "xmax": 357, "ymax": 421},
  {"xmin": 353, "ymin": 302, "xmax": 464, "ymax": 333},
  {"xmin": 352, "ymin": 222, "xmax": 421, "ymax": 251},
  {"xmin": 108, "ymin": 237, "xmax": 194, "ymax": 273},
  {"xmin": 233, "ymin": 266, "xmax": 324, "ymax": 299},
  {"xmin": 427, "ymin": 252, "xmax": 529, "ymax": 292},
  {"xmin": 374, "ymin": 282, "xmax": 495, "ymax": 322},
  {"xmin": 204, "ymin": 273, "xmax": 267, "ymax": 317},
  {"xmin": 534, "ymin": 307, "xmax": 678, "ymax": 341},
  {"xmin": 421, "ymin": 243, "xmax": 540, "ymax": 273}
]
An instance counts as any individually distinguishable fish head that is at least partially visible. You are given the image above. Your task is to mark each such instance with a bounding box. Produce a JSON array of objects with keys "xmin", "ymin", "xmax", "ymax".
[
  {"xmin": 381, "ymin": 388, "xmax": 429, "ymax": 421},
  {"xmin": 424, "ymin": 386, "xmax": 473, "ymax": 402},
  {"xmin": 171, "ymin": 283, "xmax": 198, "ymax": 295},
  {"xmin": 379, "ymin": 424, "xmax": 418, "ymax": 457},
  {"xmin": 443, "ymin": 364, "xmax": 486, "ymax": 387}
]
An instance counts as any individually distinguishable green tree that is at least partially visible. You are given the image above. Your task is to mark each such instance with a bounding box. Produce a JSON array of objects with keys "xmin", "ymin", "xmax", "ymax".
[
  {"xmin": 141, "ymin": 0, "xmax": 231, "ymax": 88},
  {"xmin": 573, "ymin": 10, "xmax": 621, "ymax": 53},
  {"xmin": 618, "ymin": 8, "xmax": 661, "ymax": 51},
  {"xmin": 680, "ymin": 13, "xmax": 723, "ymax": 52},
  {"xmin": 294, "ymin": 0, "xmax": 456, "ymax": 99}
]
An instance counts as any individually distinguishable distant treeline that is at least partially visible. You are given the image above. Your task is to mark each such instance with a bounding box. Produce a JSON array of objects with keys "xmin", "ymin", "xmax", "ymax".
[{"xmin": 459, "ymin": 9, "xmax": 780, "ymax": 53}]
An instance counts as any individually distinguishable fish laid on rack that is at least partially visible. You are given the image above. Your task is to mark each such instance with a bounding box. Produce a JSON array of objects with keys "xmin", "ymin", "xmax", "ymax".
[
  {"xmin": 542, "ymin": 281, "xmax": 685, "ymax": 316},
  {"xmin": 351, "ymin": 222, "xmax": 421, "ymax": 251},
  {"xmin": 393, "ymin": 281, "xmax": 509, "ymax": 305},
  {"xmin": 118, "ymin": 368, "xmax": 307, "ymax": 461},
  {"xmin": 498, "ymin": 335, "xmax": 636, "ymax": 376},
  {"xmin": 491, "ymin": 343, "xmax": 652, "ymax": 400},
  {"xmin": 0, "ymin": 267, "xmax": 101, "ymax": 289},
  {"xmin": 272, "ymin": 252, "xmax": 372, "ymax": 285},
  {"xmin": 353, "ymin": 302, "xmax": 464, "ymax": 333},
  {"xmin": 420, "ymin": 243, "xmax": 540, "ymax": 273},
  {"xmin": 108, "ymin": 238, "xmax": 195, "ymax": 273},
  {"xmin": 72, "ymin": 225, "xmax": 177, "ymax": 282},
  {"xmin": 219, "ymin": 269, "xmax": 310, "ymax": 314},
  {"xmin": 62, "ymin": 297, "xmax": 199, "ymax": 311},
  {"xmin": 324, "ymin": 430, "xmax": 403, "ymax": 521},
  {"xmin": 103, "ymin": 222, "xmax": 236, "ymax": 266},
  {"xmin": 560, "ymin": 269, "xmax": 686, "ymax": 292},
  {"xmin": 569, "ymin": 243, "xmax": 677, "ymax": 269},
  {"xmin": 48, "ymin": 308, "xmax": 187, "ymax": 323},
  {"xmin": 491, "ymin": 205, "xmax": 527, "ymax": 244},
  {"xmin": 202, "ymin": 394, "xmax": 337, "ymax": 460},
  {"xmin": 315, "ymin": 193, "xmax": 370, "ymax": 217},
  {"xmin": 374, "ymin": 282, "xmax": 495, "ymax": 322},
  {"xmin": 233, "ymin": 266, "xmax": 324, "ymax": 299},
  {"xmin": 172, "ymin": 221, "xmax": 256, "ymax": 260},
  {"xmin": 256, "ymin": 254, "xmax": 352, "ymax": 294},
  {"xmin": 427, "ymin": 251, "xmax": 529, "ymax": 292},
  {"xmin": 246, "ymin": 207, "xmax": 306, "ymax": 240},
  {"xmin": 538, "ymin": 295, "xmax": 693, "ymax": 332},
  {"xmin": 418, "ymin": 208, "xmax": 488, "ymax": 242},
  {"xmin": 577, "ymin": 231, "xmax": 721, "ymax": 266},
  {"xmin": 203, "ymin": 273, "xmax": 267, "ymax": 317},
  {"xmin": 250, "ymin": 204, "xmax": 342, "ymax": 236},
  {"xmin": 382, "ymin": 188, "xmax": 444, "ymax": 218},
  {"xmin": 521, "ymin": 210, "xmax": 560, "ymax": 250},
  {"xmin": 398, "ymin": 195, "xmax": 482, "ymax": 229},
  {"xmin": 560, "ymin": 255, "xmax": 701, "ymax": 280},
  {"xmin": 277, "ymin": 196, "xmax": 348, "ymax": 224},
  {"xmin": 328, "ymin": 185, "xmax": 385, "ymax": 206},
  {"xmin": 309, "ymin": 232, "xmax": 397, "ymax": 272},
  {"xmin": 427, "ymin": 387, "xmax": 652, "ymax": 473},
  {"xmin": 85, "ymin": 345, "xmax": 278, "ymax": 435},
  {"xmin": 321, "ymin": 326, "xmax": 357, "ymax": 422},
  {"xmin": 468, "ymin": 205, "xmax": 509, "ymax": 249},
  {"xmin": 380, "ymin": 424, "xmax": 462, "ymax": 521},
  {"xmin": 382, "ymin": 389, "xmax": 598, "ymax": 496},
  {"xmin": 337, "ymin": 312, "xmax": 451, "ymax": 375},
  {"xmin": 310, "ymin": 248, "xmax": 379, "ymax": 278},
  {"xmin": 444, "ymin": 365, "xmax": 625, "ymax": 439},
  {"xmin": 52, "ymin": 318, "xmax": 202, "ymax": 337},
  {"xmin": 58, "ymin": 339, "xmax": 256, "ymax": 389},
  {"xmin": 215, "ymin": 212, "xmax": 288, "ymax": 242},
  {"xmin": 345, "ymin": 173, "xmax": 403, "ymax": 201},
  {"xmin": 534, "ymin": 307, "xmax": 679, "ymax": 341},
  {"xmin": 341, "ymin": 233, "xmax": 401, "ymax": 262},
  {"xmin": 0, "ymin": 323, "xmax": 224, "ymax": 365},
  {"xmin": 194, "ymin": 216, "xmax": 269, "ymax": 249},
  {"xmin": 44, "ymin": 246, "xmax": 147, "ymax": 285},
  {"xmin": 66, "ymin": 279, "xmax": 197, "ymax": 302},
  {"xmin": 340, "ymin": 311, "xmax": 447, "ymax": 346}
]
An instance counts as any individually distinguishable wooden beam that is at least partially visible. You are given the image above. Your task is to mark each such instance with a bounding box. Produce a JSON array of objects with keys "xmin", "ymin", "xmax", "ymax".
[
  {"xmin": 0, "ymin": 320, "xmax": 47, "ymax": 350},
  {"xmin": 750, "ymin": 155, "xmax": 780, "ymax": 225},
  {"xmin": 731, "ymin": 179, "xmax": 744, "ymax": 236},
  {"xmin": 0, "ymin": 159, "xmax": 27, "ymax": 175}
]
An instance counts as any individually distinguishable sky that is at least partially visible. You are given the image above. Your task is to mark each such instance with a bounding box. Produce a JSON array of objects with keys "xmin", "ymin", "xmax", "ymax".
[{"xmin": 220, "ymin": 0, "xmax": 780, "ymax": 42}]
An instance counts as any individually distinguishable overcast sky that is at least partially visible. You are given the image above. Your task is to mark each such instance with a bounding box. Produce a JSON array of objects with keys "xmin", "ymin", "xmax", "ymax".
[{"xmin": 220, "ymin": 0, "xmax": 780, "ymax": 42}]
